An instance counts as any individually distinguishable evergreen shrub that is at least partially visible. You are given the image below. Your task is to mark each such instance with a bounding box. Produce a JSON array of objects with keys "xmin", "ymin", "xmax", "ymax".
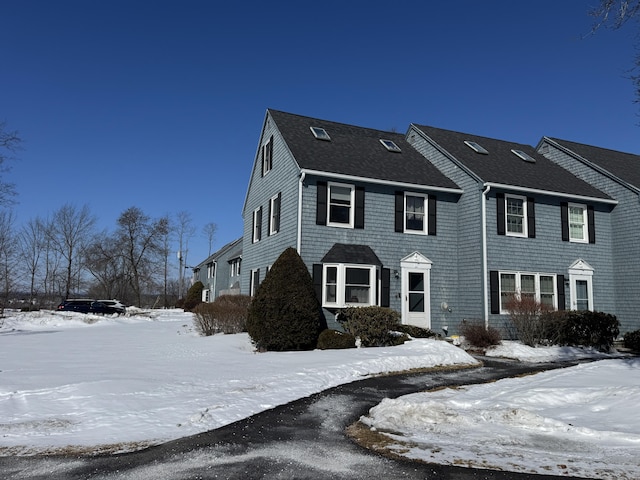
[
  {"xmin": 395, "ymin": 324, "xmax": 436, "ymax": 338},
  {"xmin": 316, "ymin": 329, "xmax": 356, "ymax": 350},
  {"xmin": 183, "ymin": 281, "xmax": 204, "ymax": 311},
  {"xmin": 340, "ymin": 306, "xmax": 405, "ymax": 347},
  {"xmin": 246, "ymin": 247, "xmax": 325, "ymax": 351},
  {"xmin": 550, "ymin": 310, "xmax": 619, "ymax": 352},
  {"xmin": 623, "ymin": 329, "xmax": 640, "ymax": 351}
]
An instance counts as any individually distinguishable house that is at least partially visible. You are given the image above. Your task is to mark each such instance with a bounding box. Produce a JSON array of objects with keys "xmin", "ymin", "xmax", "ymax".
[
  {"xmin": 407, "ymin": 126, "xmax": 617, "ymax": 335},
  {"xmin": 537, "ymin": 138, "xmax": 640, "ymax": 334},
  {"xmin": 193, "ymin": 237, "xmax": 242, "ymax": 302},
  {"xmin": 239, "ymin": 108, "xmax": 630, "ymax": 337},
  {"xmin": 242, "ymin": 110, "xmax": 463, "ymax": 332}
]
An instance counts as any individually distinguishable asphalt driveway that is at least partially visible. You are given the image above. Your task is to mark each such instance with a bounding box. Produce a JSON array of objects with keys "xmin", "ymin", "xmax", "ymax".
[{"xmin": 0, "ymin": 357, "xmax": 596, "ymax": 480}]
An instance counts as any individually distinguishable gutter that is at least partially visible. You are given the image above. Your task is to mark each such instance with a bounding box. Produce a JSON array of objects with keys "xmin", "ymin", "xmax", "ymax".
[
  {"xmin": 299, "ymin": 168, "xmax": 463, "ymax": 195},
  {"xmin": 482, "ymin": 182, "xmax": 617, "ymax": 206}
]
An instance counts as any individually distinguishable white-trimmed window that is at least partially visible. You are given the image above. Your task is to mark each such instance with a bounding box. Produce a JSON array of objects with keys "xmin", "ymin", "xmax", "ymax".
[
  {"xmin": 322, "ymin": 264, "xmax": 376, "ymax": 307},
  {"xmin": 328, "ymin": 182, "xmax": 354, "ymax": 227},
  {"xmin": 250, "ymin": 269, "xmax": 260, "ymax": 297},
  {"xmin": 405, "ymin": 193, "xmax": 428, "ymax": 234},
  {"xmin": 207, "ymin": 262, "xmax": 215, "ymax": 279},
  {"xmin": 269, "ymin": 193, "xmax": 281, "ymax": 235},
  {"xmin": 252, "ymin": 207, "xmax": 262, "ymax": 243},
  {"xmin": 568, "ymin": 203, "xmax": 588, "ymax": 243},
  {"xmin": 498, "ymin": 271, "xmax": 557, "ymax": 313},
  {"xmin": 230, "ymin": 258, "xmax": 241, "ymax": 277},
  {"xmin": 261, "ymin": 136, "xmax": 273, "ymax": 176},
  {"xmin": 505, "ymin": 194, "xmax": 527, "ymax": 237}
]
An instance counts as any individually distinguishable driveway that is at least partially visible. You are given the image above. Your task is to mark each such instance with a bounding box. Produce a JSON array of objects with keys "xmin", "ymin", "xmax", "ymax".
[{"xmin": 0, "ymin": 357, "xmax": 595, "ymax": 480}]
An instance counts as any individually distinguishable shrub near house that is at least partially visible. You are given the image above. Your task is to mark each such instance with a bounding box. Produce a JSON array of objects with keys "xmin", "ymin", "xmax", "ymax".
[{"xmin": 246, "ymin": 247, "xmax": 325, "ymax": 351}]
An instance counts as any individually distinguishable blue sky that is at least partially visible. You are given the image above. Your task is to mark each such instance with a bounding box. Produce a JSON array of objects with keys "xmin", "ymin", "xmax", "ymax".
[{"xmin": 2, "ymin": 1, "xmax": 638, "ymax": 265}]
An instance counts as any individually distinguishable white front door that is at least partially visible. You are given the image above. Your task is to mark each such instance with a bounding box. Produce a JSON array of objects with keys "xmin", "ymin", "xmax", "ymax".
[{"xmin": 401, "ymin": 252, "xmax": 432, "ymax": 329}]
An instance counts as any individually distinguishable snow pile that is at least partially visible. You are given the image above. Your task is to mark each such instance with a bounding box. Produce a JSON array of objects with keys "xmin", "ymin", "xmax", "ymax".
[{"xmin": 361, "ymin": 357, "xmax": 640, "ymax": 479}]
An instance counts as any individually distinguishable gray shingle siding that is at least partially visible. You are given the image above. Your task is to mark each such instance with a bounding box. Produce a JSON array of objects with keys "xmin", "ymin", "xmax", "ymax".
[{"xmin": 539, "ymin": 138, "xmax": 639, "ymax": 334}]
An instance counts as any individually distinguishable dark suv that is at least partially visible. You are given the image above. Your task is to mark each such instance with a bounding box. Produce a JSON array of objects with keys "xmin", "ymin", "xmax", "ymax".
[
  {"xmin": 57, "ymin": 299, "xmax": 94, "ymax": 313},
  {"xmin": 90, "ymin": 300, "xmax": 126, "ymax": 315}
]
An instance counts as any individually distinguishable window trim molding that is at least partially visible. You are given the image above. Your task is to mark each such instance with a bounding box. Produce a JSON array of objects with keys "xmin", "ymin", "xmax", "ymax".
[
  {"xmin": 404, "ymin": 192, "xmax": 428, "ymax": 235},
  {"xmin": 327, "ymin": 181, "xmax": 355, "ymax": 228},
  {"xmin": 567, "ymin": 202, "xmax": 588, "ymax": 243},
  {"xmin": 261, "ymin": 136, "xmax": 273, "ymax": 176},
  {"xmin": 505, "ymin": 193, "xmax": 528, "ymax": 238},
  {"xmin": 321, "ymin": 263, "xmax": 377, "ymax": 308},
  {"xmin": 252, "ymin": 206, "xmax": 262, "ymax": 243},
  {"xmin": 496, "ymin": 270, "xmax": 558, "ymax": 314},
  {"xmin": 268, "ymin": 192, "xmax": 281, "ymax": 236}
]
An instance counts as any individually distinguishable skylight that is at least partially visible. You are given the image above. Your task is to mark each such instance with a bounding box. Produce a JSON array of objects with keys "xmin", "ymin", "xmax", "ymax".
[
  {"xmin": 310, "ymin": 126, "xmax": 331, "ymax": 141},
  {"xmin": 464, "ymin": 140, "xmax": 489, "ymax": 155},
  {"xmin": 379, "ymin": 139, "xmax": 401, "ymax": 152},
  {"xmin": 511, "ymin": 149, "xmax": 536, "ymax": 163}
]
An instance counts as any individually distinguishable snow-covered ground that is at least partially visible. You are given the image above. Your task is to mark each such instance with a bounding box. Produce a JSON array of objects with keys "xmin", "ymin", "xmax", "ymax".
[{"xmin": 0, "ymin": 309, "xmax": 637, "ymax": 479}]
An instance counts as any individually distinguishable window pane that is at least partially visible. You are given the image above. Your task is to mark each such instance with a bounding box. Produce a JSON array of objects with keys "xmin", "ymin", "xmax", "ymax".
[
  {"xmin": 329, "ymin": 185, "xmax": 352, "ymax": 224},
  {"xmin": 346, "ymin": 267, "xmax": 369, "ymax": 285},
  {"xmin": 506, "ymin": 198, "xmax": 524, "ymax": 234},
  {"xmin": 500, "ymin": 273, "xmax": 516, "ymax": 306},
  {"xmin": 325, "ymin": 285, "xmax": 337, "ymax": 303},
  {"xmin": 576, "ymin": 280, "xmax": 589, "ymax": 310},
  {"xmin": 521, "ymin": 274, "xmax": 535, "ymax": 295},
  {"xmin": 330, "ymin": 186, "xmax": 351, "ymax": 204},
  {"xmin": 326, "ymin": 266, "xmax": 337, "ymax": 284},
  {"xmin": 409, "ymin": 272, "xmax": 424, "ymax": 292},
  {"xmin": 345, "ymin": 267, "xmax": 370, "ymax": 304},
  {"xmin": 409, "ymin": 292, "xmax": 424, "ymax": 312}
]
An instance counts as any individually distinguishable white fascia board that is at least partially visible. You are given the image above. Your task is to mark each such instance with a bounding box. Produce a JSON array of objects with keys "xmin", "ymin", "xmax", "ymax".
[
  {"xmin": 300, "ymin": 169, "xmax": 464, "ymax": 195},
  {"xmin": 483, "ymin": 182, "xmax": 618, "ymax": 205}
]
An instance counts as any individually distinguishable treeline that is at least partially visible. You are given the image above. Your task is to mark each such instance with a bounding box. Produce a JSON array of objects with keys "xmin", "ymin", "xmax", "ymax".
[{"xmin": 0, "ymin": 203, "xmax": 214, "ymax": 310}]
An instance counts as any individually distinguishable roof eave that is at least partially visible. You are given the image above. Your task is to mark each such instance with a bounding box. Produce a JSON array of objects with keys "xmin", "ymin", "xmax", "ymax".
[{"xmin": 483, "ymin": 182, "xmax": 618, "ymax": 205}]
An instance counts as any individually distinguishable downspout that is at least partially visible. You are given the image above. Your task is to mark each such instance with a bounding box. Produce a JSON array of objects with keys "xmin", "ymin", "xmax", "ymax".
[
  {"xmin": 297, "ymin": 171, "xmax": 306, "ymax": 253},
  {"xmin": 481, "ymin": 184, "xmax": 491, "ymax": 328},
  {"xmin": 212, "ymin": 261, "xmax": 217, "ymax": 301}
]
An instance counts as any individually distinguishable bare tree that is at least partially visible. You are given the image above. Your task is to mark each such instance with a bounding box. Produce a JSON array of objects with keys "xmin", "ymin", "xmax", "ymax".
[
  {"xmin": 18, "ymin": 217, "xmax": 46, "ymax": 309},
  {"xmin": 0, "ymin": 122, "xmax": 20, "ymax": 206},
  {"xmin": 175, "ymin": 211, "xmax": 195, "ymax": 299},
  {"xmin": 590, "ymin": 1, "xmax": 640, "ymax": 106},
  {"xmin": 0, "ymin": 211, "xmax": 16, "ymax": 313},
  {"xmin": 84, "ymin": 231, "xmax": 128, "ymax": 300},
  {"xmin": 202, "ymin": 222, "xmax": 217, "ymax": 256},
  {"xmin": 156, "ymin": 215, "xmax": 172, "ymax": 307},
  {"xmin": 47, "ymin": 204, "xmax": 96, "ymax": 299},
  {"xmin": 116, "ymin": 206, "xmax": 166, "ymax": 307}
]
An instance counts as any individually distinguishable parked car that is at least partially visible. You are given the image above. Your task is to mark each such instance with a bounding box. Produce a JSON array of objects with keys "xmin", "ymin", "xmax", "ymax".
[
  {"xmin": 90, "ymin": 300, "xmax": 126, "ymax": 315},
  {"xmin": 57, "ymin": 299, "xmax": 94, "ymax": 313}
]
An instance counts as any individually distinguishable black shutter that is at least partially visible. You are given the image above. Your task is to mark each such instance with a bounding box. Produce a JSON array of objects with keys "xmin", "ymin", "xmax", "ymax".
[
  {"xmin": 561, "ymin": 202, "xmax": 569, "ymax": 242},
  {"xmin": 496, "ymin": 193, "xmax": 505, "ymax": 236},
  {"xmin": 312, "ymin": 264, "xmax": 323, "ymax": 303},
  {"xmin": 527, "ymin": 197, "xmax": 535, "ymax": 238},
  {"xmin": 490, "ymin": 270, "xmax": 500, "ymax": 314},
  {"xmin": 557, "ymin": 275, "xmax": 566, "ymax": 311},
  {"xmin": 316, "ymin": 181, "xmax": 327, "ymax": 225},
  {"xmin": 587, "ymin": 205, "xmax": 596, "ymax": 244},
  {"xmin": 428, "ymin": 195, "xmax": 437, "ymax": 236},
  {"xmin": 394, "ymin": 191, "xmax": 404, "ymax": 232},
  {"xmin": 381, "ymin": 268, "xmax": 390, "ymax": 307},
  {"xmin": 268, "ymin": 135, "xmax": 273, "ymax": 170},
  {"xmin": 355, "ymin": 186, "xmax": 365, "ymax": 229},
  {"xmin": 267, "ymin": 199, "xmax": 272, "ymax": 236}
]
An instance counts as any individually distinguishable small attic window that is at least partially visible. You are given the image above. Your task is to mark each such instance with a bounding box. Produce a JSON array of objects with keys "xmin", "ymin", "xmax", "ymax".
[
  {"xmin": 310, "ymin": 126, "xmax": 331, "ymax": 141},
  {"xmin": 511, "ymin": 149, "xmax": 536, "ymax": 163},
  {"xmin": 464, "ymin": 140, "xmax": 489, "ymax": 155},
  {"xmin": 380, "ymin": 139, "xmax": 401, "ymax": 152}
]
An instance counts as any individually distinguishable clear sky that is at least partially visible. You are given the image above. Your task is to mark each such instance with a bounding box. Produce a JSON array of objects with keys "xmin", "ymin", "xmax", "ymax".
[{"xmin": 2, "ymin": 1, "xmax": 638, "ymax": 265}]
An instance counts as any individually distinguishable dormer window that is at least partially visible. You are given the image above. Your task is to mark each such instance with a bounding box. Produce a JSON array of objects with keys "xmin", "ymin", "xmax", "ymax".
[
  {"xmin": 511, "ymin": 149, "xmax": 536, "ymax": 163},
  {"xmin": 464, "ymin": 140, "xmax": 489, "ymax": 155},
  {"xmin": 380, "ymin": 139, "xmax": 401, "ymax": 152},
  {"xmin": 310, "ymin": 126, "xmax": 331, "ymax": 141}
]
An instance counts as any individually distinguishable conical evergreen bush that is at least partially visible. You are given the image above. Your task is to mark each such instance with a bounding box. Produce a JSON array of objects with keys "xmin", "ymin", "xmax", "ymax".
[{"xmin": 246, "ymin": 247, "xmax": 325, "ymax": 351}]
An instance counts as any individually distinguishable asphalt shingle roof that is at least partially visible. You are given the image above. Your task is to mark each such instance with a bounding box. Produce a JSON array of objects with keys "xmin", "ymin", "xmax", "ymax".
[
  {"xmin": 321, "ymin": 243, "xmax": 382, "ymax": 266},
  {"xmin": 548, "ymin": 138, "xmax": 640, "ymax": 190},
  {"xmin": 414, "ymin": 125, "xmax": 612, "ymax": 201},
  {"xmin": 268, "ymin": 110, "xmax": 460, "ymax": 191}
]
